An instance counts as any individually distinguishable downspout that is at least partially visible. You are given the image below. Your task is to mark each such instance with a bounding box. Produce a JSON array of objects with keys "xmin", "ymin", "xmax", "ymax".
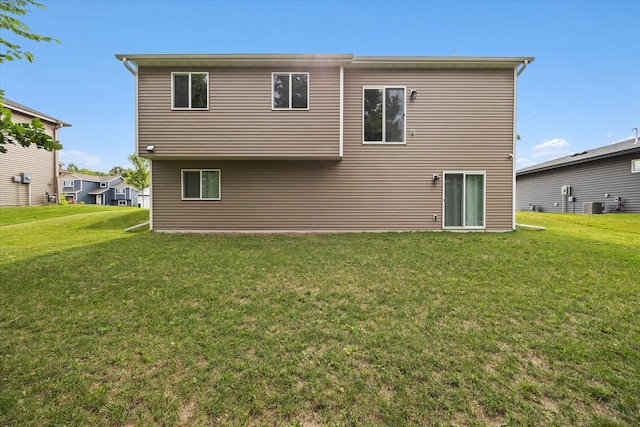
[
  {"xmin": 119, "ymin": 57, "xmax": 137, "ymax": 76},
  {"xmin": 118, "ymin": 57, "xmax": 151, "ymax": 228},
  {"xmin": 516, "ymin": 59, "xmax": 529, "ymax": 77},
  {"xmin": 513, "ymin": 58, "xmax": 531, "ymax": 230},
  {"xmin": 53, "ymin": 123, "xmax": 62, "ymax": 204}
]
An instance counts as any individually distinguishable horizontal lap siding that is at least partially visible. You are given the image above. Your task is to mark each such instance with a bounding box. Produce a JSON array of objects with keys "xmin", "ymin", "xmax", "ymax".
[
  {"xmin": 343, "ymin": 68, "xmax": 515, "ymax": 231},
  {"xmin": 516, "ymin": 154, "xmax": 640, "ymax": 213},
  {"xmin": 138, "ymin": 67, "xmax": 340, "ymax": 158},
  {"xmin": 151, "ymin": 68, "xmax": 516, "ymax": 231},
  {"xmin": 0, "ymin": 111, "xmax": 57, "ymax": 207}
]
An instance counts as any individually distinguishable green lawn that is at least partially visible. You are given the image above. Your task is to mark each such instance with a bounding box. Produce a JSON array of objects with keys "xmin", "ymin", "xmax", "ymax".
[{"xmin": 1, "ymin": 206, "xmax": 638, "ymax": 426}]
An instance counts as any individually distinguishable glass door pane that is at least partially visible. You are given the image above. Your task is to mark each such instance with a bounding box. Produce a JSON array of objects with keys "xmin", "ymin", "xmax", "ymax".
[
  {"xmin": 465, "ymin": 174, "xmax": 484, "ymax": 227},
  {"xmin": 444, "ymin": 173, "xmax": 463, "ymax": 227}
]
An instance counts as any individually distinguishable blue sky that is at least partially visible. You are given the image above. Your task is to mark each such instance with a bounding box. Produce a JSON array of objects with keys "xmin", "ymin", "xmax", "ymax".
[{"xmin": 1, "ymin": 0, "xmax": 638, "ymax": 171}]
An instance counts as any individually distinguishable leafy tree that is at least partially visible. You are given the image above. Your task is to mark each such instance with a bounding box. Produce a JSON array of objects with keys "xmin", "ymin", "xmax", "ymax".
[
  {"xmin": 125, "ymin": 154, "xmax": 149, "ymax": 190},
  {"xmin": 1, "ymin": 0, "xmax": 60, "ymax": 154},
  {"xmin": 109, "ymin": 166, "xmax": 126, "ymax": 176},
  {"xmin": 1, "ymin": 0, "xmax": 58, "ymax": 63},
  {"xmin": 64, "ymin": 163, "xmax": 108, "ymax": 176}
]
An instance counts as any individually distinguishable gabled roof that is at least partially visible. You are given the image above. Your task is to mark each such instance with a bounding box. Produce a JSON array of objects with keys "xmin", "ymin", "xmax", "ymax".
[
  {"xmin": 111, "ymin": 181, "xmax": 131, "ymax": 189},
  {"xmin": 2, "ymin": 98, "xmax": 71, "ymax": 127},
  {"xmin": 517, "ymin": 137, "xmax": 640, "ymax": 176},
  {"xmin": 60, "ymin": 171, "xmax": 122, "ymax": 183}
]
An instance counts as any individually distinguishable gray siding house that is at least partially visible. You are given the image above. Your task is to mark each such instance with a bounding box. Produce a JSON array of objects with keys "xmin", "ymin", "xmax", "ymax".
[
  {"xmin": 116, "ymin": 53, "xmax": 533, "ymax": 232},
  {"xmin": 516, "ymin": 138, "xmax": 640, "ymax": 213},
  {"xmin": 60, "ymin": 172, "xmax": 139, "ymax": 206},
  {"xmin": 0, "ymin": 99, "xmax": 70, "ymax": 207}
]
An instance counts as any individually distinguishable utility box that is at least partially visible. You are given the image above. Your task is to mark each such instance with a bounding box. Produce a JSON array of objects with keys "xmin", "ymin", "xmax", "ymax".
[
  {"xmin": 583, "ymin": 202, "xmax": 603, "ymax": 215},
  {"xmin": 21, "ymin": 172, "xmax": 32, "ymax": 184},
  {"xmin": 561, "ymin": 185, "xmax": 571, "ymax": 196}
]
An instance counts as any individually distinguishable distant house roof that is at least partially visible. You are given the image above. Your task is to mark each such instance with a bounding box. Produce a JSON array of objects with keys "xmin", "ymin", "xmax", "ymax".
[
  {"xmin": 60, "ymin": 172, "xmax": 122, "ymax": 183},
  {"xmin": 517, "ymin": 137, "xmax": 640, "ymax": 176},
  {"xmin": 112, "ymin": 181, "xmax": 132, "ymax": 189},
  {"xmin": 2, "ymin": 98, "xmax": 72, "ymax": 127},
  {"xmin": 87, "ymin": 188, "xmax": 109, "ymax": 195}
]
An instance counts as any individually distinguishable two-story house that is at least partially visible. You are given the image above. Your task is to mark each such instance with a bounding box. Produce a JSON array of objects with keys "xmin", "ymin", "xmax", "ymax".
[
  {"xmin": 59, "ymin": 171, "xmax": 139, "ymax": 206},
  {"xmin": 115, "ymin": 54, "xmax": 533, "ymax": 232},
  {"xmin": 0, "ymin": 99, "xmax": 71, "ymax": 207}
]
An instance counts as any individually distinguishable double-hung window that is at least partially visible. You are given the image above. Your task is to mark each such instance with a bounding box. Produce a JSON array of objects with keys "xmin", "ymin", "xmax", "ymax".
[
  {"xmin": 363, "ymin": 87, "xmax": 405, "ymax": 143},
  {"xmin": 182, "ymin": 169, "xmax": 221, "ymax": 200},
  {"xmin": 62, "ymin": 180, "xmax": 74, "ymax": 188},
  {"xmin": 172, "ymin": 72, "xmax": 208, "ymax": 109},
  {"xmin": 115, "ymin": 188, "xmax": 126, "ymax": 195},
  {"xmin": 272, "ymin": 72, "xmax": 309, "ymax": 109}
]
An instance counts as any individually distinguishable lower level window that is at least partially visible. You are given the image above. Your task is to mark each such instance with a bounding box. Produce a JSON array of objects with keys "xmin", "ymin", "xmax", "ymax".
[
  {"xmin": 182, "ymin": 169, "xmax": 220, "ymax": 200},
  {"xmin": 118, "ymin": 200, "xmax": 127, "ymax": 206},
  {"xmin": 444, "ymin": 172, "xmax": 485, "ymax": 228}
]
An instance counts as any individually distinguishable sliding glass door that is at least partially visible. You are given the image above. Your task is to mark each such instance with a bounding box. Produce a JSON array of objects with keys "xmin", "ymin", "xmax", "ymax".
[{"xmin": 443, "ymin": 172, "xmax": 485, "ymax": 229}]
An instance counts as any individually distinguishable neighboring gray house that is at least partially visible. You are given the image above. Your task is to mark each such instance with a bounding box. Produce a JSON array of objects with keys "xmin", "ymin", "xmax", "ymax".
[
  {"xmin": 59, "ymin": 171, "xmax": 139, "ymax": 206},
  {"xmin": 516, "ymin": 137, "xmax": 640, "ymax": 213}
]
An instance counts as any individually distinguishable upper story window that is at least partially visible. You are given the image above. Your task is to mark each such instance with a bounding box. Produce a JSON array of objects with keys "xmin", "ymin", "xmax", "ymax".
[
  {"xmin": 182, "ymin": 169, "xmax": 221, "ymax": 200},
  {"xmin": 62, "ymin": 179, "xmax": 74, "ymax": 188},
  {"xmin": 272, "ymin": 72, "xmax": 309, "ymax": 110},
  {"xmin": 172, "ymin": 72, "xmax": 208, "ymax": 109},
  {"xmin": 115, "ymin": 188, "xmax": 126, "ymax": 195},
  {"xmin": 363, "ymin": 86, "xmax": 405, "ymax": 144},
  {"xmin": 100, "ymin": 182, "xmax": 108, "ymax": 188},
  {"xmin": 632, "ymin": 159, "xmax": 640, "ymax": 173}
]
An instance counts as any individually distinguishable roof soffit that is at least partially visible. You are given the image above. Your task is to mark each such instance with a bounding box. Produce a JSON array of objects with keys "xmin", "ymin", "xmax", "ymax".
[{"xmin": 115, "ymin": 54, "xmax": 534, "ymax": 70}]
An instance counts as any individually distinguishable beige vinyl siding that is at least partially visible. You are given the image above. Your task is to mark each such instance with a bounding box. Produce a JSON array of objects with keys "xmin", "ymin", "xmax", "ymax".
[
  {"xmin": 151, "ymin": 66, "xmax": 516, "ymax": 232},
  {"xmin": 137, "ymin": 66, "xmax": 341, "ymax": 159},
  {"xmin": 0, "ymin": 110, "xmax": 58, "ymax": 207}
]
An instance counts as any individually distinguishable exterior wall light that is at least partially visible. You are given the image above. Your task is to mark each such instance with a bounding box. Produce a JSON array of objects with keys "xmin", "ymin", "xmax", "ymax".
[
  {"xmin": 410, "ymin": 89, "xmax": 418, "ymax": 100},
  {"xmin": 146, "ymin": 145, "xmax": 155, "ymax": 152}
]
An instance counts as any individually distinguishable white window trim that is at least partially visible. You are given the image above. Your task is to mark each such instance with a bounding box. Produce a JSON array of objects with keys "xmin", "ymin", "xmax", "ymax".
[
  {"xmin": 632, "ymin": 159, "xmax": 640, "ymax": 173},
  {"xmin": 115, "ymin": 188, "xmax": 126, "ymax": 195},
  {"xmin": 181, "ymin": 169, "xmax": 221, "ymax": 201},
  {"xmin": 171, "ymin": 72, "xmax": 209, "ymax": 110},
  {"xmin": 362, "ymin": 86, "xmax": 407, "ymax": 145},
  {"xmin": 62, "ymin": 179, "xmax": 74, "ymax": 188},
  {"xmin": 271, "ymin": 72, "xmax": 310, "ymax": 111},
  {"xmin": 118, "ymin": 200, "xmax": 127, "ymax": 206},
  {"xmin": 442, "ymin": 171, "xmax": 487, "ymax": 230}
]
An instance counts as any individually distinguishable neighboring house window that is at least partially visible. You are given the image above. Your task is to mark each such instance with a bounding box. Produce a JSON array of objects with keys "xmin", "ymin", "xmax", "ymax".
[
  {"xmin": 172, "ymin": 72, "xmax": 208, "ymax": 109},
  {"xmin": 100, "ymin": 182, "xmax": 108, "ymax": 188},
  {"xmin": 632, "ymin": 159, "xmax": 640, "ymax": 173},
  {"xmin": 182, "ymin": 169, "xmax": 221, "ymax": 200},
  {"xmin": 443, "ymin": 172, "xmax": 485, "ymax": 229},
  {"xmin": 62, "ymin": 180, "xmax": 74, "ymax": 188},
  {"xmin": 363, "ymin": 86, "xmax": 406, "ymax": 144},
  {"xmin": 272, "ymin": 72, "xmax": 309, "ymax": 109},
  {"xmin": 115, "ymin": 188, "xmax": 126, "ymax": 195},
  {"xmin": 118, "ymin": 200, "xmax": 127, "ymax": 206}
]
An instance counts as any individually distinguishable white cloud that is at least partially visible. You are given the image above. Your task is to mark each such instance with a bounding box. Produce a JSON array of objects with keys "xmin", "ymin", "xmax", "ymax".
[
  {"xmin": 59, "ymin": 150, "xmax": 102, "ymax": 168},
  {"xmin": 531, "ymin": 138, "xmax": 570, "ymax": 159}
]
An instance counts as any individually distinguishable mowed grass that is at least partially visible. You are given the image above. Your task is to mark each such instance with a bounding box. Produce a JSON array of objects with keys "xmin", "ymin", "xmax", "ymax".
[{"xmin": 0, "ymin": 207, "xmax": 638, "ymax": 426}]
